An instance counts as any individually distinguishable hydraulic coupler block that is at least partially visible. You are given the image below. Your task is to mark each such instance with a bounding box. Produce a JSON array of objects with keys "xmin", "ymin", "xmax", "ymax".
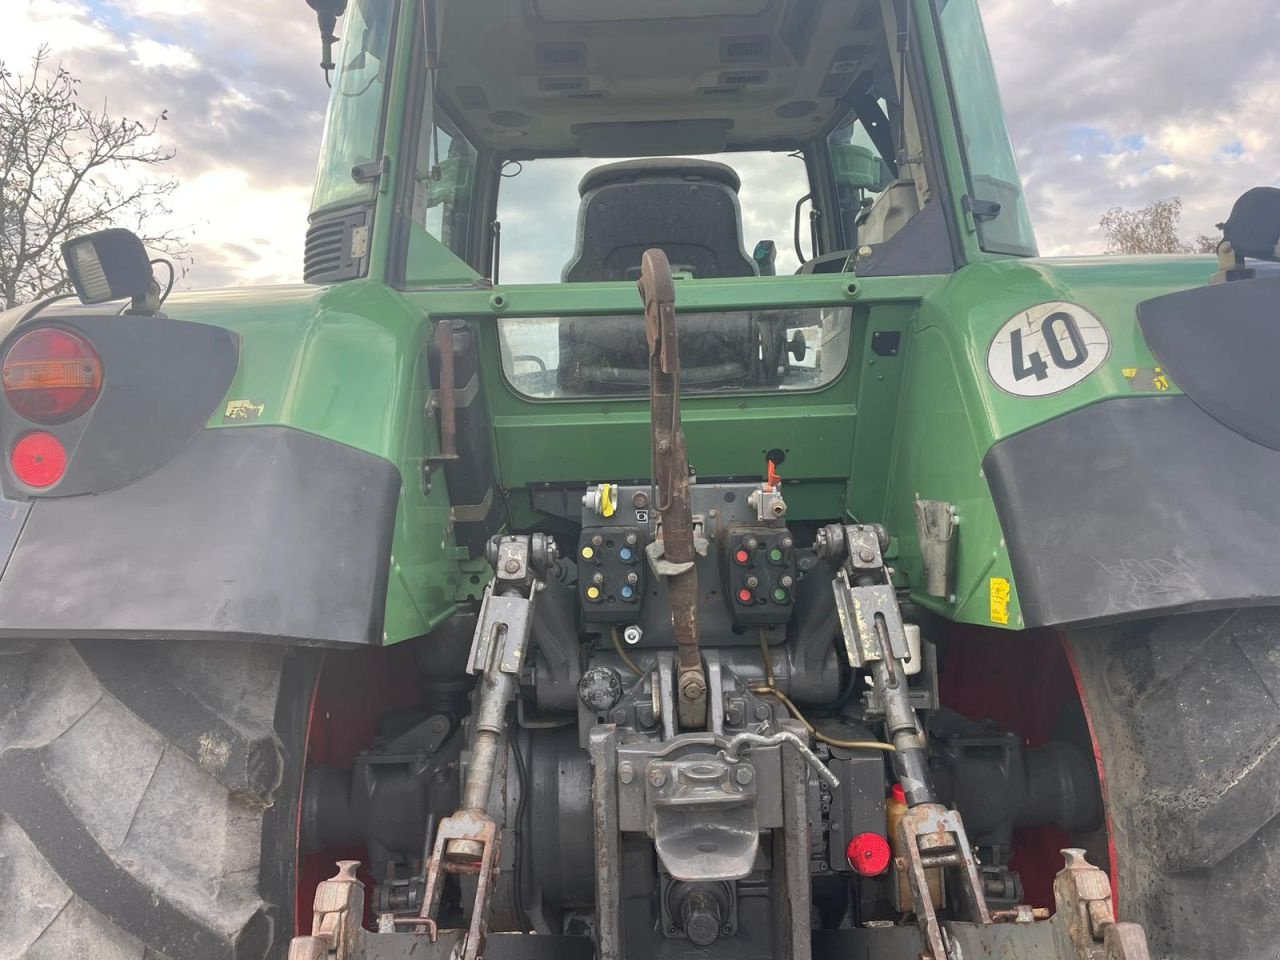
[
  {"xmin": 578, "ymin": 525, "xmax": 647, "ymax": 621},
  {"xmin": 726, "ymin": 527, "xmax": 799, "ymax": 625}
]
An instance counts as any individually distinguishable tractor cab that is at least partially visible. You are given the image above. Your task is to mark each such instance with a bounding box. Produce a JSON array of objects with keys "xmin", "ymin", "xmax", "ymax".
[
  {"xmin": 304, "ymin": 0, "xmax": 1036, "ymax": 292},
  {"xmin": 302, "ymin": 0, "xmax": 1037, "ymax": 406}
]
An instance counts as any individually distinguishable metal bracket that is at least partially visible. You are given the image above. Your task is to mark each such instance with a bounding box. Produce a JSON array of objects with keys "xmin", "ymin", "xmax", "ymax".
[
  {"xmin": 450, "ymin": 485, "xmax": 495, "ymax": 525},
  {"xmin": 410, "ymin": 811, "xmax": 501, "ymax": 960},
  {"xmin": 468, "ymin": 591, "xmax": 534, "ymax": 677},
  {"xmin": 1054, "ymin": 848, "xmax": 1151, "ymax": 960},
  {"xmin": 643, "ymin": 525, "xmax": 709, "ymax": 577},
  {"xmin": 897, "ymin": 803, "xmax": 991, "ymax": 960},
  {"xmin": 645, "ymin": 538, "xmax": 695, "ymax": 577},
  {"xmin": 426, "ymin": 372, "xmax": 480, "ymax": 417},
  {"xmin": 914, "ymin": 498, "xmax": 957, "ymax": 599},
  {"xmin": 832, "ymin": 573, "xmax": 910, "ymax": 668},
  {"xmin": 287, "ymin": 861, "xmax": 365, "ymax": 960}
]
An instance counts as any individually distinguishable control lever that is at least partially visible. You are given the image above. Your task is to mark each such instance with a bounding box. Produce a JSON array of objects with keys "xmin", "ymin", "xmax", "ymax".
[{"xmin": 821, "ymin": 524, "xmax": 990, "ymax": 960}]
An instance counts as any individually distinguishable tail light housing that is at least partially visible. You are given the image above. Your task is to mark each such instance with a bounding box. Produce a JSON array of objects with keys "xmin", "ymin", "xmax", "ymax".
[{"xmin": 2, "ymin": 327, "xmax": 103, "ymax": 424}]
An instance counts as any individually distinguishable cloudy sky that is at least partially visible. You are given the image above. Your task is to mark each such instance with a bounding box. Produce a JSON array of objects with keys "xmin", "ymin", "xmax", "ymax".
[{"xmin": 4, "ymin": 0, "xmax": 1276, "ymax": 289}]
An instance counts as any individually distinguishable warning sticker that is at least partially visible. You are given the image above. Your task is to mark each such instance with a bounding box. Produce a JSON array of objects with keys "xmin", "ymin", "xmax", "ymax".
[
  {"xmin": 224, "ymin": 399, "xmax": 266, "ymax": 422},
  {"xmin": 990, "ymin": 577, "xmax": 1011, "ymax": 625},
  {"xmin": 1122, "ymin": 366, "xmax": 1172, "ymax": 392}
]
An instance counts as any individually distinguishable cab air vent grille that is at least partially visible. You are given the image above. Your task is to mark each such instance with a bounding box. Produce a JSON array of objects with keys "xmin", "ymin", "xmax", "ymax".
[{"xmin": 303, "ymin": 208, "xmax": 369, "ymax": 285}]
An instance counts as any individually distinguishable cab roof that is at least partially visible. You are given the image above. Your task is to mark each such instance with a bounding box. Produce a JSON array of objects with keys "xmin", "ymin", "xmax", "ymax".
[{"xmin": 437, "ymin": 0, "xmax": 895, "ymax": 157}]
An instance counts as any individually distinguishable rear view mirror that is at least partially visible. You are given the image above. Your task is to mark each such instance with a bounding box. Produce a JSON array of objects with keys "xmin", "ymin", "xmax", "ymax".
[
  {"xmin": 1222, "ymin": 186, "xmax": 1280, "ymax": 262},
  {"xmin": 830, "ymin": 143, "xmax": 888, "ymax": 193},
  {"xmin": 60, "ymin": 229, "xmax": 153, "ymax": 305}
]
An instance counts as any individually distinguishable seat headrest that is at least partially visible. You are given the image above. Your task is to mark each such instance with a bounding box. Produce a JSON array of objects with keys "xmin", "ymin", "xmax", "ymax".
[{"xmin": 577, "ymin": 158, "xmax": 742, "ymax": 196}]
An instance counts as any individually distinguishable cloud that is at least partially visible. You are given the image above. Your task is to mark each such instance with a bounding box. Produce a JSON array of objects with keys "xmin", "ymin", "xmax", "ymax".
[
  {"xmin": 4, "ymin": 0, "xmax": 1275, "ymax": 289},
  {"xmin": 5, "ymin": 0, "xmax": 329, "ymax": 289},
  {"xmin": 979, "ymin": 0, "xmax": 1280, "ymax": 255},
  {"xmin": 130, "ymin": 36, "xmax": 197, "ymax": 71}
]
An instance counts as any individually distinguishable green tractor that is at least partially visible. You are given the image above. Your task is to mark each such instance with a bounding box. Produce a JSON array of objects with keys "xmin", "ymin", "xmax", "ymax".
[{"xmin": 2, "ymin": 1, "xmax": 1278, "ymax": 958}]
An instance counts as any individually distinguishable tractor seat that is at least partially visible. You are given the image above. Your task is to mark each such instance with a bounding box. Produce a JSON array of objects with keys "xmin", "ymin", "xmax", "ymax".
[{"xmin": 562, "ymin": 158, "xmax": 758, "ymax": 282}]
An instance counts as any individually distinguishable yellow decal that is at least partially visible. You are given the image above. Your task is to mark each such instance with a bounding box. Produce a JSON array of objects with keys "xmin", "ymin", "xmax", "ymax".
[
  {"xmin": 1122, "ymin": 367, "xmax": 1175, "ymax": 393},
  {"xmin": 990, "ymin": 577, "xmax": 1011, "ymax": 625},
  {"xmin": 224, "ymin": 399, "xmax": 265, "ymax": 422}
]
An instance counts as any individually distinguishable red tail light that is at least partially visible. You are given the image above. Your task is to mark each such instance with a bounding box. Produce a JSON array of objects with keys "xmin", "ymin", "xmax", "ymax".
[
  {"xmin": 2, "ymin": 327, "xmax": 103, "ymax": 424},
  {"xmin": 12, "ymin": 431, "xmax": 68, "ymax": 488}
]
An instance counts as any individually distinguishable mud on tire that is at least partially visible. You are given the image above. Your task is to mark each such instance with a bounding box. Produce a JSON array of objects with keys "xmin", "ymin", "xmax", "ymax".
[
  {"xmin": 1068, "ymin": 608, "xmax": 1280, "ymax": 960},
  {"xmin": 0, "ymin": 638, "xmax": 317, "ymax": 960}
]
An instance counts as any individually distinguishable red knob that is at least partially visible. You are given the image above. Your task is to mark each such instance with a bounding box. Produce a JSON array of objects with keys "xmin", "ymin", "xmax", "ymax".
[{"xmin": 846, "ymin": 832, "xmax": 891, "ymax": 876}]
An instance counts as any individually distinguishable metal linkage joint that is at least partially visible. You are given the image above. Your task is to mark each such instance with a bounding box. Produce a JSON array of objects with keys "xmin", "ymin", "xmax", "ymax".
[
  {"xmin": 896, "ymin": 804, "xmax": 991, "ymax": 960},
  {"xmin": 410, "ymin": 534, "xmax": 546, "ymax": 958},
  {"xmin": 413, "ymin": 811, "xmax": 501, "ymax": 960}
]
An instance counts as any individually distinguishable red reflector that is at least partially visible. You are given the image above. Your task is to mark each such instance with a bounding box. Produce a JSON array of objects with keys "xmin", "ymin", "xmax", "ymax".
[
  {"xmin": 847, "ymin": 832, "xmax": 891, "ymax": 876},
  {"xmin": 3, "ymin": 327, "xmax": 102, "ymax": 424},
  {"xmin": 12, "ymin": 432, "xmax": 67, "ymax": 488}
]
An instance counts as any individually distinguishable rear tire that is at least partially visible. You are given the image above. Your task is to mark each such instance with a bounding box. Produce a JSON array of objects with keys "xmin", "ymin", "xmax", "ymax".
[
  {"xmin": 0, "ymin": 638, "xmax": 317, "ymax": 960},
  {"xmin": 1068, "ymin": 609, "xmax": 1280, "ymax": 960}
]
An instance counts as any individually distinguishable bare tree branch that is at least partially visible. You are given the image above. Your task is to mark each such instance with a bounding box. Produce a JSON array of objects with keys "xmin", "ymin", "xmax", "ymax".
[
  {"xmin": 1099, "ymin": 197, "xmax": 1219, "ymax": 256},
  {"xmin": 0, "ymin": 49, "xmax": 187, "ymax": 309}
]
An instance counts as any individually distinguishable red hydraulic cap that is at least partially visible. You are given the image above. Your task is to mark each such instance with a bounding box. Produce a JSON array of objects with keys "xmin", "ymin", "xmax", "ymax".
[
  {"xmin": 847, "ymin": 832, "xmax": 891, "ymax": 876},
  {"xmin": 891, "ymin": 783, "xmax": 906, "ymax": 804},
  {"xmin": 737, "ymin": 587, "xmax": 754, "ymax": 604},
  {"xmin": 734, "ymin": 548, "xmax": 750, "ymax": 565}
]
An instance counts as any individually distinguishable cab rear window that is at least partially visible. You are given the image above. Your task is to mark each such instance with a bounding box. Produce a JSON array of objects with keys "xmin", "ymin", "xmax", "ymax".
[{"xmin": 498, "ymin": 307, "xmax": 852, "ymax": 398}]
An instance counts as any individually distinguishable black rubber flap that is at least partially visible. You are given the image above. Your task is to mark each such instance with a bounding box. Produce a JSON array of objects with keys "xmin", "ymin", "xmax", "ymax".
[
  {"xmin": 0, "ymin": 426, "xmax": 399, "ymax": 646},
  {"xmin": 1137, "ymin": 276, "xmax": 1280, "ymax": 450},
  {"xmin": 985, "ymin": 396, "xmax": 1280, "ymax": 627}
]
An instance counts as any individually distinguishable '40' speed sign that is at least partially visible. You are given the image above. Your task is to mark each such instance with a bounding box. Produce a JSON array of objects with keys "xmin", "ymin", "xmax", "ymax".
[{"xmin": 986, "ymin": 301, "xmax": 1110, "ymax": 397}]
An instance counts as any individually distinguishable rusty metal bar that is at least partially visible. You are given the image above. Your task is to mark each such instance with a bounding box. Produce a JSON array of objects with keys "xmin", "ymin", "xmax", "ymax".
[{"xmin": 637, "ymin": 248, "xmax": 706, "ymax": 730}]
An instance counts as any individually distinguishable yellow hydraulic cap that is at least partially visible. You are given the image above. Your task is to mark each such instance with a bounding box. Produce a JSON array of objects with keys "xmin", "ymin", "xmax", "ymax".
[
  {"xmin": 582, "ymin": 545, "xmax": 595, "ymax": 560},
  {"xmin": 586, "ymin": 585, "xmax": 601, "ymax": 600}
]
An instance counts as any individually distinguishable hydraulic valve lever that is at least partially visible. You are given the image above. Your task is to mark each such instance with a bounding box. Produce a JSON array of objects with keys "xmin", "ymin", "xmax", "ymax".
[{"xmin": 638, "ymin": 248, "xmax": 707, "ymax": 731}]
